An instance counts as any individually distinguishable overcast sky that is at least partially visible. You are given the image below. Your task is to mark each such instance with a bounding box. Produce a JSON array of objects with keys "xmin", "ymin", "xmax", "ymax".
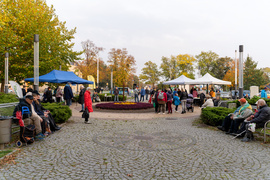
[{"xmin": 46, "ymin": 0, "xmax": 270, "ymax": 75}]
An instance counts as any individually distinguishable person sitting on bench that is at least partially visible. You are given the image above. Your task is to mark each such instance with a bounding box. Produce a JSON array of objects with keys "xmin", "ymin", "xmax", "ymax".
[
  {"xmin": 13, "ymin": 93, "xmax": 44, "ymax": 140},
  {"xmin": 218, "ymin": 98, "xmax": 253, "ymax": 134},
  {"xmin": 237, "ymin": 99, "xmax": 270, "ymax": 142}
]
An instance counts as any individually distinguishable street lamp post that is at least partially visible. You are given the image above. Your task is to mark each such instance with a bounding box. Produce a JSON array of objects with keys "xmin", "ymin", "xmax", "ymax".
[
  {"xmin": 235, "ymin": 50, "xmax": 237, "ymax": 99},
  {"xmin": 111, "ymin": 68, "xmax": 113, "ymax": 93},
  {"xmin": 34, "ymin": 34, "xmax": 39, "ymax": 91},
  {"xmin": 97, "ymin": 58, "xmax": 99, "ymax": 87},
  {"xmin": 4, "ymin": 52, "xmax": 9, "ymax": 94},
  {"xmin": 239, "ymin": 45, "xmax": 244, "ymax": 98}
]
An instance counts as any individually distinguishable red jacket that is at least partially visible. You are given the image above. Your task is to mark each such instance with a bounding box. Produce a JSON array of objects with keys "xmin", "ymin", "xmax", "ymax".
[
  {"xmin": 84, "ymin": 90, "xmax": 93, "ymax": 112},
  {"xmin": 157, "ymin": 91, "xmax": 167, "ymax": 102}
]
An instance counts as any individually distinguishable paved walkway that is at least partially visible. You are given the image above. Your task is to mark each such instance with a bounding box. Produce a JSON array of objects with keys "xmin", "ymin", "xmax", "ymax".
[{"xmin": 1, "ymin": 103, "xmax": 270, "ymax": 179}]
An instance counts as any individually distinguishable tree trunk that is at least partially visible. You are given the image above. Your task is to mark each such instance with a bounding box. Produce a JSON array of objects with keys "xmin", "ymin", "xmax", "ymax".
[
  {"xmin": 0, "ymin": 79, "xmax": 4, "ymax": 92},
  {"xmin": 123, "ymin": 81, "xmax": 125, "ymax": 102}
]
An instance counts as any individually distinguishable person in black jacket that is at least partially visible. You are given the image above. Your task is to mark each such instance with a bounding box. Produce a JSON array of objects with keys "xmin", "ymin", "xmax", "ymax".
[
  {"xmin": 13, "ymin": 93, "xmax": 44, "ymax": 139},
  {"xmin": 78, "ymin": 86, "xmax": 86, "ymax": 112},
  {"xmin": 32, "ymin": 91, "xmax": 61, "ymax": 132},
  {"xmin": 238, "ymin": 99, "xmax": 270, "ymax": 142},
  {"xmin": 45, "ymin": 87, "xmax": 53, "ymax": 103},
  {"xmin": 22, "ymin": 85, "xmax": 27, "ymax": 97},
  {"xmin": 180, "ymin": 89, "xmax": 188, "ymax": 114}
]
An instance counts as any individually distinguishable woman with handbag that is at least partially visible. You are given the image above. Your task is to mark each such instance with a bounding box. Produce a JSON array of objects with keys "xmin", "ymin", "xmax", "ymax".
[{"xmin": 83, "ymin": 87, "xmax": 93, "ymax": 124}]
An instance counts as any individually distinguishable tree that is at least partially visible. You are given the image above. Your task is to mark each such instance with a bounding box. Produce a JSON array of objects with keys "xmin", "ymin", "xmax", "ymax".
[
  {"xmin": 107, "ymin": 48, "xmax": 136, "ymax": 88},
  {"xmin": 0, "ymin": 0, "xmax": 81, "ymax": 91},
  {"xmin": 160, "ymin": 56, "xmax": 178, "ymax": 81},
  {"xmin": 211, "ymin": 57, "xmax": 233, "ymax": 80},
  {"xmin": 75, "ymin": 40, "xmax": 105, "ymax": 85},
  {"xmin": 160, "ymin": 54, "xmax": 196, "ymax": 80},
  {"xmin": 139, "ymin": 61, "xmax": 160, "ymax": 88},
  {"xmin": 175, "ymin": 54, "xmax": 196, "ymax": 79},
  {"xmin": 196, "ymin": 51, "xmax": 219, "ymax": 76},
  {"xmin": 243, "ymin": 56, "xmax": 269, "ymax": 89},
  {"xmin": 223, "ymin": 60, "xmax": 238, "ymax": 88}
]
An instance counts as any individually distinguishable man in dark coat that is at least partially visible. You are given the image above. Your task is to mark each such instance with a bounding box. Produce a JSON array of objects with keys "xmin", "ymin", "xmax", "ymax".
[
  {"xmin": 64, "ymin": 82, "xmax": 73, "ymax": 106},
  {"xmin": 78, "ymin": 86, "xmax": 86, "ymax": 112},
  {"xmin": 238, "ymin": 99, "xmax": 270, "ymax": 142}
]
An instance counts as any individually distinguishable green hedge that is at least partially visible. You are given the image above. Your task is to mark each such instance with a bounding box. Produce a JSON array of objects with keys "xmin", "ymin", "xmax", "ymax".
[
  {"xmin": 72, "ymin": 95, "xmax": 79, "ymax": 102},
  {"xmin": 0, "ymin": 93, "xmax": 18, "ymax": 103},
  {"xmin": 227, "ymin": 96, "xmax": 270, "ymax": 107},
  {"xmin": 201, "ymin": 107, "xmax": 235, "ymax": 126},
  {"xmin": 42, "ymin": 103, "xmax": 72, "ymax": 123}
]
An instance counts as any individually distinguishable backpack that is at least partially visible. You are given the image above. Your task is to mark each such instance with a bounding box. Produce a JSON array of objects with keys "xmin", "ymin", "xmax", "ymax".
[
  {"xmin": 158, "ymin": 92, "xmax": 164, "ymax": 100},
  {"xmin": 20, "ymin": 125, "xmax": 35, "ymax": 144}
]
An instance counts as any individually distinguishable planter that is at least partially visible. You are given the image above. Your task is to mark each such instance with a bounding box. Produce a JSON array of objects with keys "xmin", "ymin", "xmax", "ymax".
[{"xmin": 0, "ymin": 117, "xmax": 12, "ymax": 150}]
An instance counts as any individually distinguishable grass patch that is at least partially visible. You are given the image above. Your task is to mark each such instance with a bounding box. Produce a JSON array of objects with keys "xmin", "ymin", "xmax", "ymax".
[{"xmin": 0, "ymin": 150, "xmax": 13, "ymax": 158}]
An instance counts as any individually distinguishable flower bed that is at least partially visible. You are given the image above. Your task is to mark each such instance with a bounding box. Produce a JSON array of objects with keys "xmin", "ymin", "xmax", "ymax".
[{"xmin": 95, "ymin": 102, "xmax": 153, "ymax": 110}]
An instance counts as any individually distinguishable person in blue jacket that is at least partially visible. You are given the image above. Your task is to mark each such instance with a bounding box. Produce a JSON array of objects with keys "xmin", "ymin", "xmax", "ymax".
[
  {"xmin": 261, "ymin": 88, "xmax": 267, "ymax": 98},
  {"xmin": 173, "ymin": 93, "xmax": 181, "ymax": 112},
  {"xmin": 140, "ymin": 87, "xmax": 146, "ymax": 102},
  {"xmin": 64, "ymin": 82, "xmax": 73, "ymax": 106}
]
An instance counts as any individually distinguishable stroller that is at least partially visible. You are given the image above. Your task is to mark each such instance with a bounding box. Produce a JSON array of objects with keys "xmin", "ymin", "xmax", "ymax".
[{"xmin": 186, "ymin": 94, "xmax": 194, "ymax": 112}]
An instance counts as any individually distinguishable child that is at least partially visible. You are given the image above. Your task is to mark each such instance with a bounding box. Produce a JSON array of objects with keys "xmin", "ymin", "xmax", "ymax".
[{"xmin": 173, "ymin": 93, "xmax": 181, "ymax": 112}]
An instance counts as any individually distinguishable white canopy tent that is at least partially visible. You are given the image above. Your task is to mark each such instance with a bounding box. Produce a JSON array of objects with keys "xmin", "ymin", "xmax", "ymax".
[
  {"xmin": 195, "ymin": 73, "xmax": 231, "ymax": 85},
  {"xmin": 163, "ymin": 75, "xmax": 199, "ymax": 85}
]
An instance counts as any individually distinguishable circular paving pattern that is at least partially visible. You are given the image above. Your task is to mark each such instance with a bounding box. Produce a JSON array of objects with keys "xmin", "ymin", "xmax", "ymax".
[{"xmin": 93, "ymin": 130, "xmax": 197, "ymax": 151}]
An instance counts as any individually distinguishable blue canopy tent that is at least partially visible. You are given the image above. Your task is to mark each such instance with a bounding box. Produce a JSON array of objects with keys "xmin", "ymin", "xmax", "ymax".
[{"xmin": 24, "ymin": 70, "xmax": 93, "ymax": 84}]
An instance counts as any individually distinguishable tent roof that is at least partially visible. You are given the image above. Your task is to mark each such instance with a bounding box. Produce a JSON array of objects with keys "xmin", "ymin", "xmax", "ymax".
[
  {"xmin": 24, "ymin": 70, "xmax": 93, "ymax": 84},
  {"xmin": 163, "ymin": 75, "xmax": 198, "ymax": 85},
  {"xmin": 195, "ymin": 73, "xmax": 231, "ymax": 85}
]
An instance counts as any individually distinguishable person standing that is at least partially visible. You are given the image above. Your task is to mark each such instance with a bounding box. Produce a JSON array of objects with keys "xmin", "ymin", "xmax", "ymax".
[
  {"xmin": 45, "ymin": 87, "xmax": 53, "ymax": 103},
  {"xmin": 56, "ymin": 86, "xmax": 63, "ymax": 103},
  {"xmin": 134, "ymin": 87, "xmax": 139, "ymax": 102},
  {"xmin": 153, "ymin": 90, "xmax": 159, "ymax": 113},
  {"xmin": 114, "ymin": 87, "xmax": 119, "ymax": 102},
  {"xmin": 180, "ymin": 88, "xmax": 188, "ymax": 114},
  {"xmin": 166, "ymin": 89, "xmax": 173, "ymax": 114},
  {"xmin": 64, "ymin": 82, "xmax": 73, "ymax": 106},
  {"xmin": 192, "ymin": 88, "xmax": 198, "ymax": 98},
  {"xmin": 210, "ymin": 87, "xmax": 216, "ymax": 98},
  {"xmin": 145, "ymin": 87, "xmax": 150, "ymax": 101},
  {"xmin": 173, "ymin": 93, "xmax": 181, "ymax": 112},
  {"xmin": 84, "ymin": 87, "xmax": 93, "ymax": 124},
  {"xmin": 78, "ymin": 86, "xmax": 86, "ymax": 112},
  {"xmin": 157, "ymin": 89, "xmax": 167, "ymax": 114},
  {"xmin": 22, "ymin": 85, "xmax": 27, "ymax": 97},
  {"xmin": 140, "ymin": 87, "xmax": 145, "ymax": 102}
]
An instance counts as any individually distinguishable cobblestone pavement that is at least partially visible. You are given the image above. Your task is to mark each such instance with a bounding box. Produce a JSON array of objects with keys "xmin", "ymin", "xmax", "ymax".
[{"xmin": 1, "ymin": 104, "xmax": 270, "ymax": 179}]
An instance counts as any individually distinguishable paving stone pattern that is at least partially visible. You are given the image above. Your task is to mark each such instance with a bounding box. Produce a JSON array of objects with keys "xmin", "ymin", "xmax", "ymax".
[{"xmin": 1, "ymin": 114, "xmax": 270, "ymax": 179}]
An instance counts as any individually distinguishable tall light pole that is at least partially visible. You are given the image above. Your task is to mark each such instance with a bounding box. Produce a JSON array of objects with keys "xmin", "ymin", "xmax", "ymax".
[
  {"xmin": 4, "ymin": 52, "xmax": 9, "ymax": 94},
  {"xmin": 97, "ymin": 58, "xmax": 99, "ymax": 87},
  {"xmin": 34, "ymin": 34, "xmax": 39, "ymax": 91},
  {"xmin": 235, "ymin": 50, "xmax": 237, "ymax": 99},
  {"xmin": 111, "ymin": 68, "xmax": 113, "ymax": 92},
  {"xmin": 239, "ymin": 45, "xmax": 244, "ymax": 98}
]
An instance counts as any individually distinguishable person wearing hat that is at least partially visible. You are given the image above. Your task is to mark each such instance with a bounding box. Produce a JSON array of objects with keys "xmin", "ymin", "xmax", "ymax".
[
  {"xmin": 218, "ymin": 98, "xmax": 252, "ymax": 134},
  {"xmin": 236, "ymin": 99, "xmax": 270, "ymax": 142},
  {"xmin": 201, "ymin": 94, "xmax": 214, "ymax": 109},
  {"xmin": 13, "ymin": 92, "xmax": 44, "ymax": 140}
]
